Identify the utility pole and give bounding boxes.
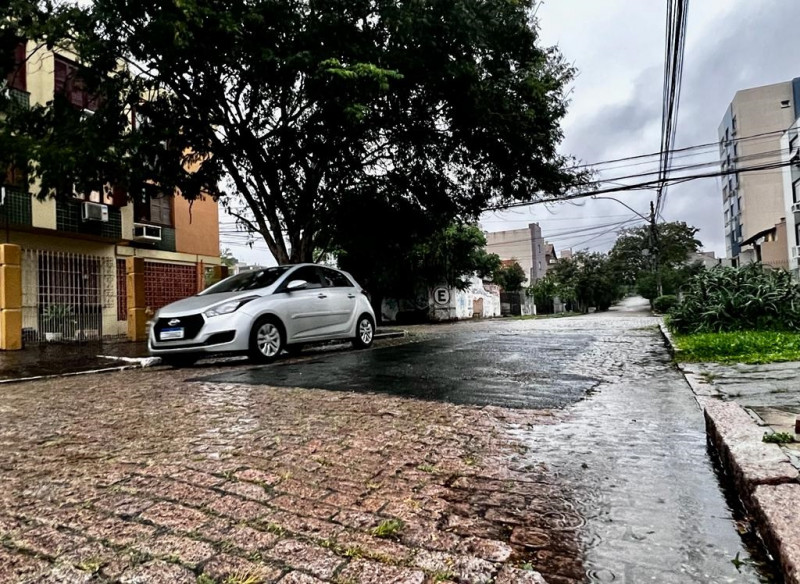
[650,199,662,297]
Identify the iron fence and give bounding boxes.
[21,249,123,343]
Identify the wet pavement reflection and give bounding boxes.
[197,299,780,583]
[196,330,600,409]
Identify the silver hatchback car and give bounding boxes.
[148,263,376,366]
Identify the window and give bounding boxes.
[201,267,290,295]
[5,41,26,92]
[54,54,99,111]
[790,134,799,153]
[320,267,352,288]
[781,100,791,109]
[134,186,173,226]
[796,222,800,246]
[732,115,737,134]
[286,266,323,289]
[793,179,800,204]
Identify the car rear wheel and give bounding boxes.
[249,316,284,363]
[352,314,375,349]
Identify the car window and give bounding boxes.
[287,266,323,289]
[320,267,352,288]
[200,266,290,294]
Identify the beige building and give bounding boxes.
[719,78,799,268]
[485,223,546,284]
[3,40,221,343]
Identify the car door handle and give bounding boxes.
[347,293,356,299]
[318,293,328,299]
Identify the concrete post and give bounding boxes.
[0,244,22,350]
[196,260,205,293]
[126,257,147,342]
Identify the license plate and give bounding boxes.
[160,327,184,340]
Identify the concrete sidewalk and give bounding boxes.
[0,341,152,381]
[660,323,800,584]
[0,329,406,382]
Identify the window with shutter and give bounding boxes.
[150,194,173,226]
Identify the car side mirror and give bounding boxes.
[286,279,308,291]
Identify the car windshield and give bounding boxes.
[200,266,290,295]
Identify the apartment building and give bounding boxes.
[485,222,548,284]
[2,40,221,343]
[780,116,800,279]
[718,78,800,267]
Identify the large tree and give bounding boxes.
[2,0,584,263]
[609,222,702,284]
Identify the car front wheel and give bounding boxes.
[352,314,375,349]
[249,317,284,363]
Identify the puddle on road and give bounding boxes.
[506,382,783,584]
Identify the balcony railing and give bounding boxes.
[4,87,30,112]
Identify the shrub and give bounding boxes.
[667,264,800,334]
[653,295,678,313]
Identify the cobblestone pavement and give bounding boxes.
[0,298,774,583]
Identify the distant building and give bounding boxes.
[544,243,558,273]
[485,223,546,284]
[718,78,800,268]
[780,115,800,279]
[560,249,573,261]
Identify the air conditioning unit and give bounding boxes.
[792,202,800,215]
[792,246,800,259]
[132,223,162,242]
[81,201,109,222]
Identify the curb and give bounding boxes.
[657,323,800,583]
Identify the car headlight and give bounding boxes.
[204,296,258,318]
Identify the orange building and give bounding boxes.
[2,40,221,343]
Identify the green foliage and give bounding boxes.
[610,222,701,284]
[493,261,526,292]
[337,221,500,304]
[41,303,76,334]
[548,252,622,313]
[371,519,404,539]
[3,0,586,265]
[652,295,678,313]
[527,275,558,313]
[762,432,794,444]
[219,248,238,269]
[667,264,800,334]
[673,331,800,364]
[635,263,704,301]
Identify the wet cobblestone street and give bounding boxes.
[0,298,777,583]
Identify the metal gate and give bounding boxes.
[22,250,120,343]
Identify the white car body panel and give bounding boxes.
[148,264,374,357]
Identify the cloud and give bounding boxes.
[492,0,800,257]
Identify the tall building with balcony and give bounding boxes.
[780,117,800,278]
[718,79,800,268]
[2,40,222,342]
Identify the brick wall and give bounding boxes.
[144,262,197,311]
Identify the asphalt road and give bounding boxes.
[195,323,601,410]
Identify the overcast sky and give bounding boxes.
[481,0,800,257]
[223,0,800,264]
